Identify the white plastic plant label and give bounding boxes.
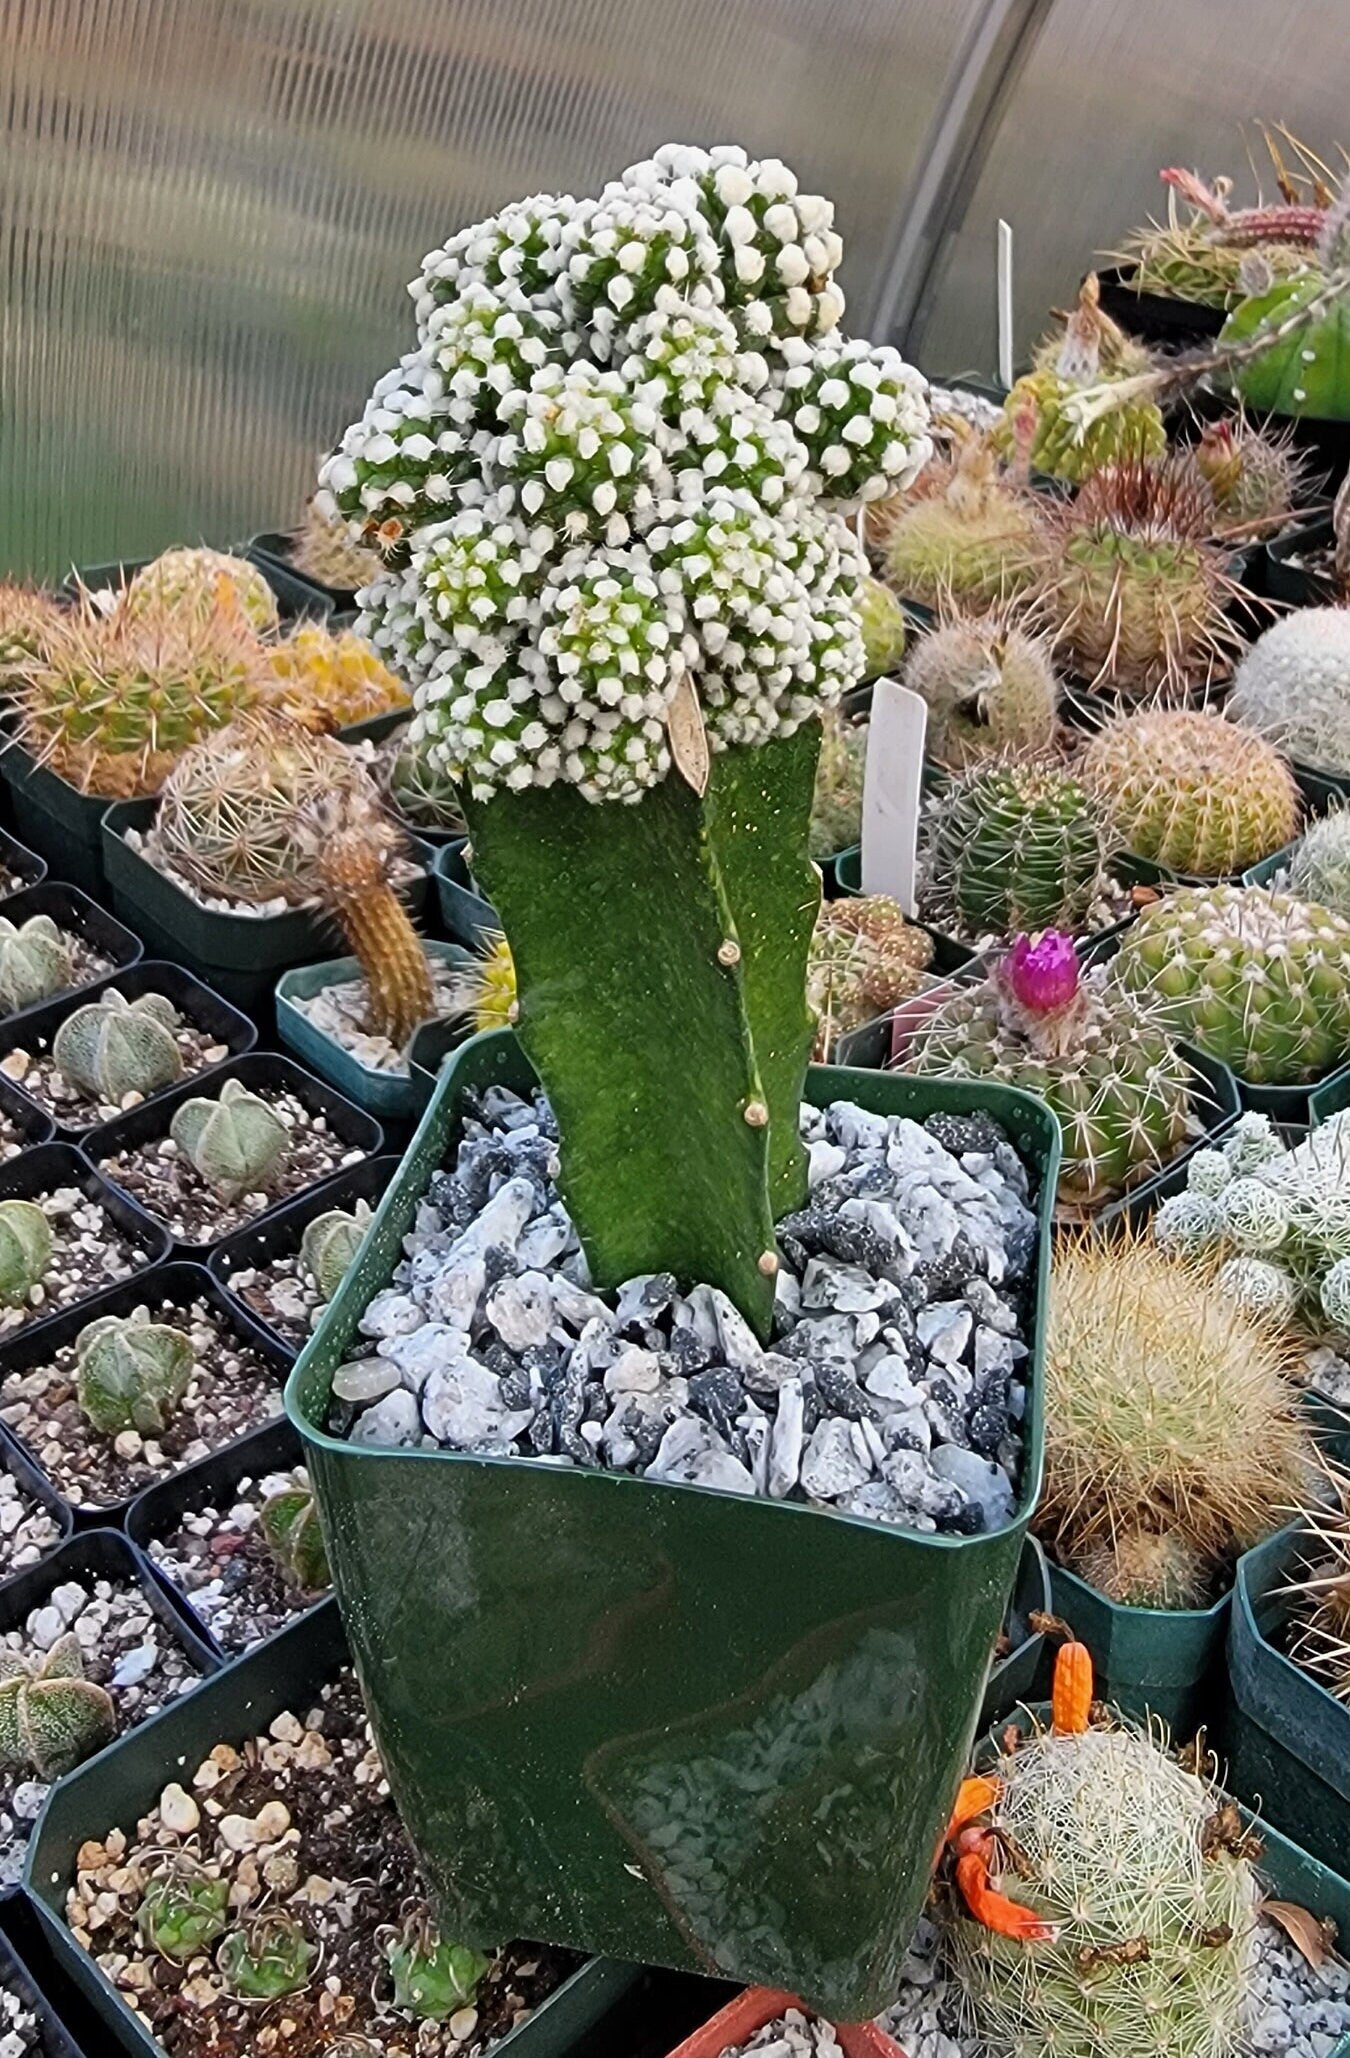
[860,678,927,915]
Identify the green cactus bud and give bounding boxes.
[259,1473,329,1593]
[136,1872,231,1961]
[0,1632,116,1778]
[0,1200,52,1307]
[75,1311,194,1437]
[52,990,184,1103]
[218,1914,316,1999]
[0,914,72,1015]
[169,1077,290,1201]
[919,762,1105,941]
[299,1208,367,1302]
[386,1915,491,2021]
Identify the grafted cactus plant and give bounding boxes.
[260,1471,330,1592]
[0,1200,52,1307]
[52,990,184,1103]
[0,914,71,1015]
[169,1077,290,1201]
[323,142,933,1333]
[300,1207,370,1302]
[75,1310,195,1436]
[0,1632,116,1779]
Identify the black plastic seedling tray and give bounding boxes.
[0,1908,95,2057]
[83,1053,383,1260]
[247,529,360,612]
[0,1525,218,1687]
[0,1261,285,1529]
[0,961,257,1142]
[0,1140,171,1338]
[0,827,47,901]
[126,1415,311,1660]
[0,1425,73,1585]
[0,744,114,898]
[1095,263,1228,346]
[0,884,142,1037]
[206,1152,402,1353]
[0,1071,56,1154]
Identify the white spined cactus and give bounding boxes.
[326,142,931,809]
[1321,1255,1350,1332]
[1228,608,1350,774]
[1153,1190,1223,1249]
[1186,1147,1233,1196]
[1218,1254,1300,1323]
[1223,1112,1285,1178]
[1216,1177,1291,1252]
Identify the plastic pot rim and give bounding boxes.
[275,941,476,1086]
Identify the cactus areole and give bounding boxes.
[326,143,933,1338]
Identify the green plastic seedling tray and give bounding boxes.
[0,960,256,1143]
[1046,1558,1229,1738]
[0,742,118,896]
[980,1535,1052,1729]
[286,1027,1060,2018]
[102,798,432,1019]
[1220,1523,1350,1880]
[82,1052,384,1260]
[23,1596,641,2058]
[275,941,475,1122]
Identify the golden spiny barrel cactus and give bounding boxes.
[1082,708,1301,875]
[121,548,279,635]
[269,623,410,729]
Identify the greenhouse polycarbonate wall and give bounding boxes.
[914,0,1350,375]
[0,0,979,581]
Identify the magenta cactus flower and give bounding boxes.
[1006,931,1080,1014]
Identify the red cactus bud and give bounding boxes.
[1006,931,1080,1013]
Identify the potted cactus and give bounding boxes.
[1230,604,1350,795]
[250,493,382,608]
[284,142,1065,2019]
[206,1155,396,1353]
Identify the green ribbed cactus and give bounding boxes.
[218,1915,316,2000]
[0,915,71,1015]
[919,762,1104,940]
[260,1472,329,1593]
[0,1633,116,1779]
[52,990,184,1103]
[75,1311,195,1436]
[904,934,1191,1207]
[136,1873,230,1962]
[0,1201,52,1307]
[169,1077,290,1201]
[386,1915,491,2021]
[1114,883,1350,1084]
[300,1208,368,1302]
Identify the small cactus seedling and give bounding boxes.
[0,1200,52,1307]
[904,934,1191,1207]
[0,914,72,1015]
[136,1870,231,1961]
[1082,707,1301,876]
[300,1206,370,1301]
[217,1913,317,1999]
[260,1472,330,1593]
[1043,1227,1310,1606]
[386,1913,492,2020]
[941,1643,1256,2058]
[1189,414,1307,525]
[170,1077,291,1201]
[807,896,933,1058]
[919,762,1105,941]
[75,1310,194,1436]
[121,548,279,636]
[0,1632,116,1779]
[52,989,184,1103]
[378,724,467,835]
[905,611,1058,770]
[856,576,907,677]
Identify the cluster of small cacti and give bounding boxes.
[995,275,1166,484]
[918,761,1105,941]
[136,1877,315,1997]
[153,711,436,1046]
[904,933,1193,1208]
[52,991,184,1103]
[326,141,933,804]
[1114,881,1350,1083]
[0,914,71,1014]
[1042,1225,1310,1607]
[940,1643,1257,2058]
[1081,707,1301,876]
[1155,1109,1350,1334]
[904,611,1058,769]
[268,622,410,728]
[75,1309,195,1436]
[1229,607,1350,772]
[806,895,933,1057]
[169,1076,291,1201]
[0,1633,117,1779]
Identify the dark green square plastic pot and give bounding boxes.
[433,841,499,948]
[979,1535,1051,1730]
[275,941,475,1122]
[1311,1067,1350,1127]
[1046,1559,1230,1738]
[1219,1523,1350,1880]
[23,1597,640,2058]
[0,744,118,896]
[285,1028,1059,2018]
[247,529,362,613]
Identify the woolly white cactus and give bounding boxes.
[1219,1254,1300,1322]
[1186,1148,1233,1196]
[1289,805,1350,918]
[1229,608,1350,772]
[324,142,931,808]
[1321,1255,1350,1332]
[1217,1177,1291,1252]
